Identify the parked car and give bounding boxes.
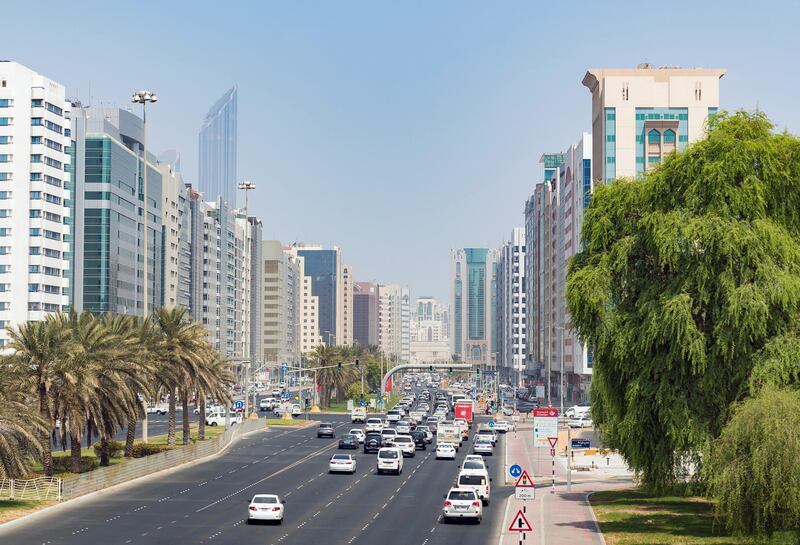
[568,416,593,429]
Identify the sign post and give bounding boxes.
[514,470,535,502]
[548,436,558,493]
[508,509,533,543]
[533,408,559,447]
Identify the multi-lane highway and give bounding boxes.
[5,409,510,545]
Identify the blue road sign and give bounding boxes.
[360,400,366,407]
[233,400,245,410]
[571,439,591,449]
[509,464,522,479]
[488,420,495,428]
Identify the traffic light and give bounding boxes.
[448,367,453,375]
[429,365,433,372]
[337,361,342,370]
[476,368,481,378]
[354,359,360,368]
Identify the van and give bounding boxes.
[457,469,492,505]
[351,407,367,423]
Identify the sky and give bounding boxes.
[4,0,800,302]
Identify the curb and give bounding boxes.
[0,421,276,532]
[585,492,607,545]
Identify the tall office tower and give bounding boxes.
[339,263,353,346]
[582,65,725,182]
[0,62,71,346]
[450,248,499,371]
[297,254,322,354]
[497,227,527,388]
[288,244,341,346]
[262,241,301,369]
[198,86,237,206]
[378,283,409,362]
[353,282,379,346]
[70,105,163,315]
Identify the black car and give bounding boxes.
[338,434,359,449]
[317,422,335,438]
[410,430,427,450]
[364,432,382,453]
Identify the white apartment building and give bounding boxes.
[411,296,449,342]
[497,227,527,387]
[378,284,410,363]
[0,62,71,346]
[583,64,725,182]
[338,263,353,346]
[158,156,191,310]
[298,254,322,354]
[262,240,301,367]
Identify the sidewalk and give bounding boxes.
[498,423,633,545]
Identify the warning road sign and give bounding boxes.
[507,509,533,532]
[547,436,558,448]
[514,470,534,488]
[514,470,535,500]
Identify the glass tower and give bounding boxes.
[198,86,237,206]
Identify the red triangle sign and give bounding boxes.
[514,470,534,488]
[548,436,558,448]
[508,509,533,532]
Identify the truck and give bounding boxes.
[454,400,474,427]
[437,423,462,452]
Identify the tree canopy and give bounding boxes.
[566,111,800,489]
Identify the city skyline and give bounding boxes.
[3,1,799,302]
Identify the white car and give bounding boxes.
[457,469,491,505]
[395,421,411,434]
[436,442,457,460]
[380,428,398,444]
[569,416,593,428]
[386,411,402,422]
[389,435,416,457]
[474,428,497,445]
[463,454,487,467]
[259,398,278,412]
[376,447,403,475]
[247,494,285,524]
[494,420,510,433]
[349,429,366,443]
[329,454,357,474]
[291,404,302,417]
[365,418,384,433]
[473,439,494,455]
[205,411,242,426]
[442,487,482,523]
[147,404,167,415]
[351,407,367,423]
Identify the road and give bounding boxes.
[7,413,510,545]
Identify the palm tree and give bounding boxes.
[309,345,353,407]
[195,352,234,441]
[5,318,70,476]
[0,367,48,478]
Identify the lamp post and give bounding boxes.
[238,181,256,417]
[132,90,157,443]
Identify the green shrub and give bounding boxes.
[92,440,125,459]
[131,443,172,458]
[52,456,97,474]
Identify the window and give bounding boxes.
[44,175,61,187]
[31,99,43,108]
[30,172,42,181]
[622,81,629,101]
[0,265,9,273]
[0,191,10,199]
[43,248,61,258]
[647,129,661,143]
[0,154,11,163]
[0,118,11,126]
[44,120,62,134]
[28,283,40,293]
[29,247,40,255]
[0,173,9,181]
[0,210,9,218]
[30,191,41,199]
[0,99,11,107]
[29,265,40,273]
[44,138,62,152]
[44,157,62,169]
[694,81,702,101]
[0,136,11,144]
[31,136,42,144]
[31,154,42,163]
[31,117,43,126]
[45,102,63,116]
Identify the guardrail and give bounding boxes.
[0,477,62,501]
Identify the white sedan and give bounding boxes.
[349,429,366,443]
[247,494,285,524]
[569,416,593,428]
[329,454,357,474]
[436,442,457,460]
[473,439,494,456]
[493,420,510,433]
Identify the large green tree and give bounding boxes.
[566,111,800,490]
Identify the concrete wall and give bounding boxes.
[61,419,264,499]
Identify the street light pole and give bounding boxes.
[238,181,256,418]
[132,90,157,444]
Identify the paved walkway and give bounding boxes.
[497,423,633,545]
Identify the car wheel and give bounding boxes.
[483,498,489,506]
[442,516,449,524]
[246,519,251,525]
[210,422,217,426]
[277,518,283,525]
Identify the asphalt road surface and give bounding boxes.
[9,413,509,545]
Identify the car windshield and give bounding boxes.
[448,491,476,501]
[476,440,492,445]
[379,450,398,459]
[252,496,278,504]
[459,474,486,485]
[463,461,484,470]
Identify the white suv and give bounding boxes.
[389,435,415,457]
[365,418,384,433]
[376,447,403,475]
[442,487,482,523]
[457,469,492,505]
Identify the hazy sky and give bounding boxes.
[4,0,799,301]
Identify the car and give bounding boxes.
[475,428,497,445]
[494,420,510,433]
[338,434,359,449]
[259,398,278,412]
[395,420,411,434]
[271,388,282,397]
[415,425,433,443]
[365,418,384,433]
[442,487,482,523]
[317,422,336,438]
[205,411,242,426]
[473,439,494,455]
[565,405,591,419]
[462,459,487,472]
[147,404,167,415]
[386,410,402,422]
[389,435,416,457]
[349,429,366,443]
[436,442,457,460]
[569,416,593,428]
[425,417,439,433]
[410,430,428,450]
[351,407,367,423]
[291,404,302,417]
[376,447,403,475]
[457,469,491,505]
[464,454,486,465]
[329,454,357,473]
[247,494,285,524]
[363,432,383,453]
[454,418,469,441]
[380,428,398,444]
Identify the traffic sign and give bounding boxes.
[514,470,534,488]
[533,408,559,447]
[550,448,556,457]
[233,400,244,410]
[488,420,495,428]
[572,438,590,449]
[509,464,522,479]
[548,436,558,448]
[507,509,533,532]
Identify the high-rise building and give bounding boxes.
[289,244,341,346]
[158,151,191,310]
[497,227,527,387]
[245,216,262,367]
[450,248,499,371]
[297,254,322,354]
[339,263,353,346]
[582,65,725,182]
[353,281,379,346]
[198,86,237,206]
[409,296,449,365]
[378,284,410,362]
[70,105,163,315]
[261,241,300,368]
[0,62,72,345]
